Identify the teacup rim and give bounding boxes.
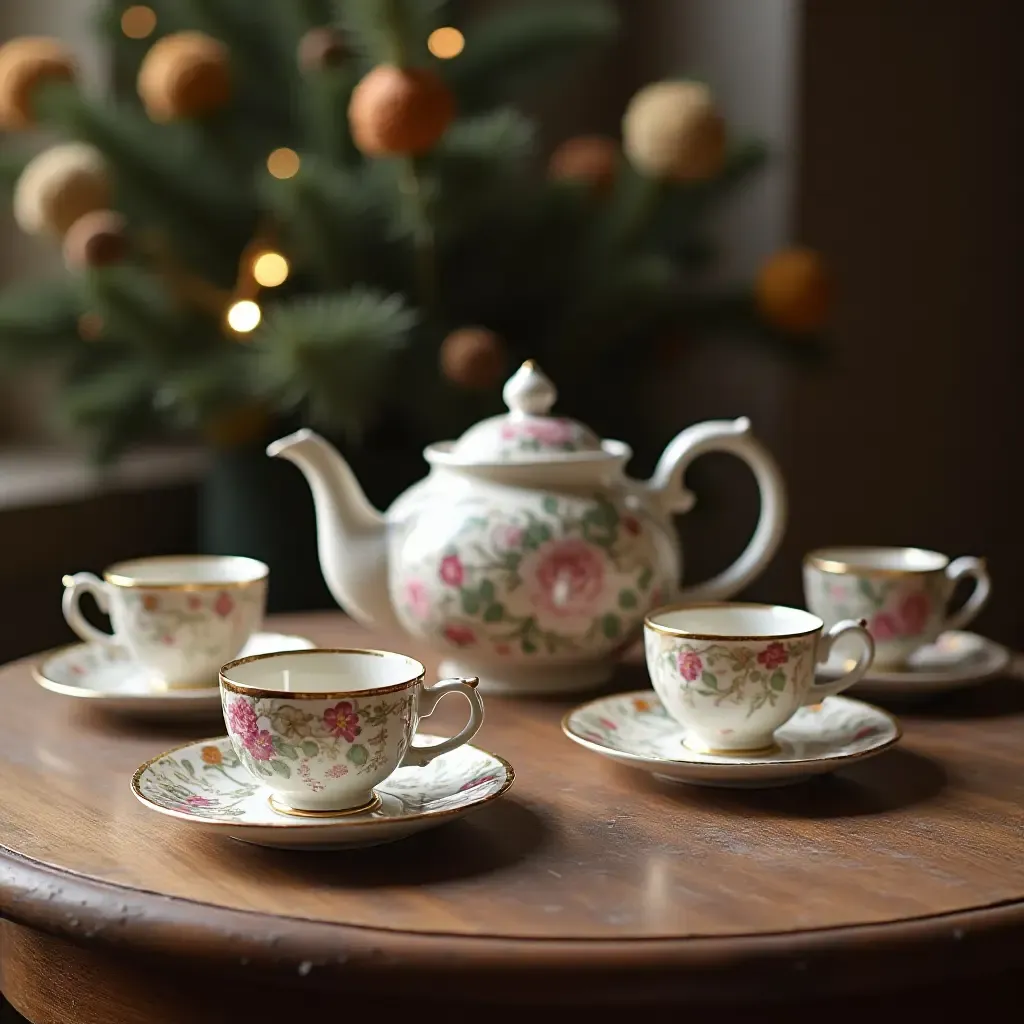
[220,647,427,700]
[804,546,949,576]
[644,601,823,642]
[103,554,270,590]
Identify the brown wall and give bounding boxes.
[778,0,1022,645]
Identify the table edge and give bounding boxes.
[3,846,1024,1002]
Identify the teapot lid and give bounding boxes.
[447,360,604,463]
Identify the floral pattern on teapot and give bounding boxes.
[394,492,669,658]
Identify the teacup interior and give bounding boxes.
[648,604,821,639]
[106,555,268,586]
[808,546,948,573]
[222,650,424,694]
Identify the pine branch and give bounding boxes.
[253,288,417,439]
[336,0,451,66]
[444,0,617,112]
[0,277,85,367]
[0,145,31,192]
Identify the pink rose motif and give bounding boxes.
[184,795,213,807]
[326,764,349,779]
[247,730,275,761]
[900,592,931,635]
[492,524,524,550]
[161,634,174,646]
[443,624,476,647]
[214,591,235,618]
[324,701,361,742]
[227,698,259,741]
[459,774,497,792]
[827,583,847,600]
[520,538,606,623]
[495,643,511,656]
[525,418,574,446]
[622,515,641,536]
[870,612,899,641]
[403,579,430,621]
[187,594,202,611]
[598,717,617,730]
[757,642,789,670]
[677,651,703,682]
[439,555,465,588]
[854,726,879,741]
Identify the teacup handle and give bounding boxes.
[806,619,875,702]
[402,676,485,768]
[944,556,990,632]
[61,572,118,647]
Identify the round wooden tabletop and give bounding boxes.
[3,612,1024,1022]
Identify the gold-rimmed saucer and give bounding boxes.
[131,734,514,850]
[33,632,315,720]
[562,691,900,789]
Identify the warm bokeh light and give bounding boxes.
[266,147,300,179]
[427,27,465,59]
[121,5,157,40]
[226,299,261,333]
[252,252,289,288]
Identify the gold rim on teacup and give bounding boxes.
[803,547,953,577]
[219,647,429,700]
[91,554,270,590]
[644,601,823,642]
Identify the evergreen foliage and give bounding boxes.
[0,0,824,460]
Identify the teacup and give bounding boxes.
[644,602,874,755]
[62,555,268,689]
[219,648,485,814]
[803,546,990,669]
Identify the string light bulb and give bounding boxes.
[226,299,261,334]
[121,6,157,40]
[252,251,289,288]
[427,27,465,59]
[266,147,300,179]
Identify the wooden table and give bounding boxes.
[2,613,1024,1022]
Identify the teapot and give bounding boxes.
[268,361,787,696]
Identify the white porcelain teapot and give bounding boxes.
[268,361,787,695]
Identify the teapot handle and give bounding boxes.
[647,417,787,602]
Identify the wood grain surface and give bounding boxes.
[2,612,1024,1009]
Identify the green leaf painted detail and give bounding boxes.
[269,759,291,778]
[479,579,495,601]
[637,566,653,592]
[857,578,876,601]
[483,603,504,623]
[618,589,637,610]
[347,744,369,766]
[301,740,319,757]
[461,590,480,614]
[601,613,621,639]
[181,759,195,776]
[770,670,787,692]
[522,638,538,654]
[701,670,718,688]
[542,495,559,514]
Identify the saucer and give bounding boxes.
[562,691,900,788]
[33,632,315,719]
[819,630,1010,697]
[131,735,514,850]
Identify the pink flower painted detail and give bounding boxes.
[439,555,465,587]
[870,612,900,641]
[459,774,497,792]
[187,594,202,611]
[326,764,349,779]
[247,730,275,761]
[900,592,931,635]
[227,698,259,741]
[757,642,789,670]
[495,643,511,656]
[520,538,606,620]
[161,634,174,646]
[598,717,617,730]
[500,418,575,447]
[491,524,524,550]
[622,515,641,536]
[324,701,361,742]
[677,651,703,682]
[184,795,213,807]
[854,726,879,741]
[443,624,476,647]
[214,591,235,618]
[403,579,430,621]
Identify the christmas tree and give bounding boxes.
[0,0,829,464]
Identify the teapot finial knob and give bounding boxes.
[503,360,556,417]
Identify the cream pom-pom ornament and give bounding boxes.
[13,142,110,238]
[622,80,726,182]
[0,36,76,130]
[137,31,231,122]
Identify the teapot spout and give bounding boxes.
[267,429,397,630]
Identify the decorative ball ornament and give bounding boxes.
[622,80,726,182]
[63,209,129,270]
[13,143,110,238]
[137,31,231,122]
[298,26,349,73]
[440,327,506,391]
[348,65,455,156]
[756,247,832,334]
[548,135,620,196]
[0,36,76,130]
